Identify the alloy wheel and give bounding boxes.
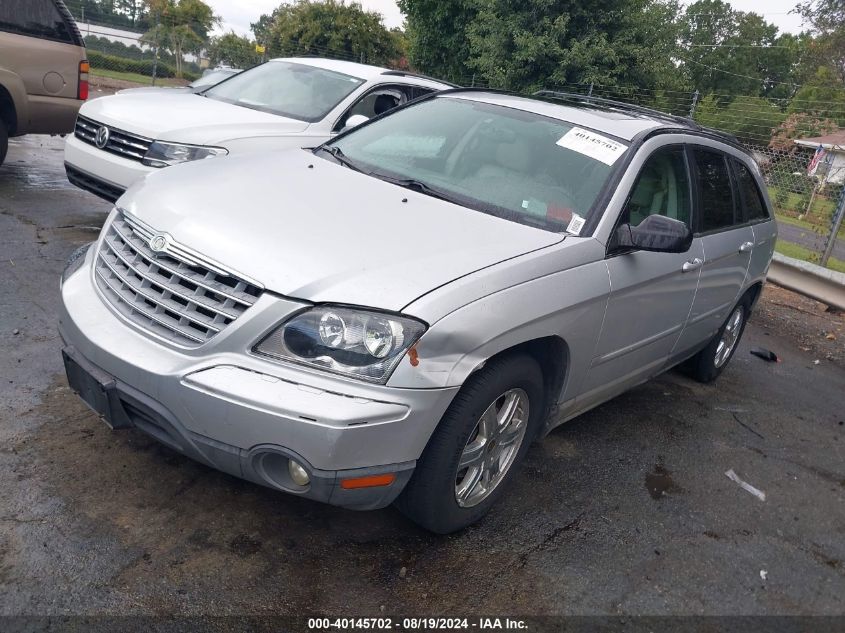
[454,388,530,508]
[715,306,744,368]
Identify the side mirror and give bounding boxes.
[343,114,370,132]
[614,214,692,254]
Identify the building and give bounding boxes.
[794,130,845,185]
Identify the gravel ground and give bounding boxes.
[1,135,843,620]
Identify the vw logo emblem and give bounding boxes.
[149,234,169,253]
[95,126,110,149]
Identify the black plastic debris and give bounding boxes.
[750,348,779,363]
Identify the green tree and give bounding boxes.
[679,0,803,97]
[251,9,281,48]
[795,0,845,86]
[694,94,787,145]
[397,0,477,83]
[786,66,845,125]
[208,32,262,69]
[255,1,403,67]
[464,0,682,93]
[143,0,218,77]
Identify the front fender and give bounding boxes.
[389,248,610,405]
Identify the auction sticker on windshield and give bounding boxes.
[556,127,626,165]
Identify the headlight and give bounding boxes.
[253,306,426,383]
[142,141,228,168]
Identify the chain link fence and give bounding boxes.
[78,25,203,90]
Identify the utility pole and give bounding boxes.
[689,89,700,119]
[151,13,160,86]
[820,183,845,268]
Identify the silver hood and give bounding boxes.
[119,150,564,311]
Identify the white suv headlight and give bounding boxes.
[253,306,426,383]
[142,141,228,168]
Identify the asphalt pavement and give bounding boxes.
[1,135,843,619]
[776,220,844,262]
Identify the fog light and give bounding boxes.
[288,459,310,486]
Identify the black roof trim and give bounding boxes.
[640,126,746,153]
[54,0,85,48]
[381,70,460,88]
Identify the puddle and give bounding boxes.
[1,162,72,191]
[645,464,683,499]
[1,136,73,192]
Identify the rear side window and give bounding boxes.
[693,149,737,233]
[733,160,770,222]
[0,0,76,44]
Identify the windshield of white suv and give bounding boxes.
[204,61,365,122]
[191,68,239,89]
[325,96,628,233]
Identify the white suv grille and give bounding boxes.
[94,213,262,347]
[75,116,152,162]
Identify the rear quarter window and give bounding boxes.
[0,0,79,45]
[733,159,770,222]
[693,149,738,233]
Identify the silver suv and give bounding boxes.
[59,90,776,533]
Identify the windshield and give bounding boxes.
[204,61,365,122]
[191,69,238,89]
[327,96,628,233]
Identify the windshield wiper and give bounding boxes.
[316,145,364,173]
[370,173,459,204]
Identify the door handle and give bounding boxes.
[682,258,703,273]
[739,241,754,253]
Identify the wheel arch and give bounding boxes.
[743,280,765,312]
[467,335,569,422]
[0,84,18,136]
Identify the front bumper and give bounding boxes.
[64,134,154,201]
[59,248,459,509]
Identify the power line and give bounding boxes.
[687,43,794,48]
[677,55,802,87]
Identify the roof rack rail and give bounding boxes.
[381,70,461,88]
[533,90,741,146]
[533,90,699,127]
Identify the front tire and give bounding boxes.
[396,354,545,534]
[687,298,750,383]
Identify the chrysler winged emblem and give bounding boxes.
[148,234,170,254]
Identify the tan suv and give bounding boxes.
[0,0,88,166]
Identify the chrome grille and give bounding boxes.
[94,213,262,347]
[75,115,153,163]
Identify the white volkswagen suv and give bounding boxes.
[64,57,452,201]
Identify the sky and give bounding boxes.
[206,0,808,39]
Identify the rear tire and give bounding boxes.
[0,120,8,167]
[396,354,545,534]
[687,297,750,383]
